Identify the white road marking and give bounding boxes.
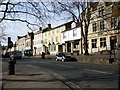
[48,70,80,88]
[84,69,113,75]
[40,61,51,64]
[27,65,40,69]
[56,64,74,68]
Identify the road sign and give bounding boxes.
[8,41,13,48]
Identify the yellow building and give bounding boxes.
[42,21,73,55]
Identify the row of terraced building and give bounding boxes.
[16,2,120,56]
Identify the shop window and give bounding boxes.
[92,39,97,48]
[100,37,106,47]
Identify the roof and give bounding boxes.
[42,20,74,33]
[17,35,27,39]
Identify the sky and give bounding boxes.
[0,0,74,46]
[0,0,119,46]
[0,1,58,45]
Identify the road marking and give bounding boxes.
[27,65,40,69]
[56,64,74,68]
[48,70,80,89]
[84,69,113,75]
[40,61,51,64]
[26,64,80,89]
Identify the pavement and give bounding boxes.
[1,53,119,89]
[44,54,119,65]
[2,62,69,89]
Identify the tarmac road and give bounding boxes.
[2,57,119,89]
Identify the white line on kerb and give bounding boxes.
[84,69,113,75]
[48,70,80,88]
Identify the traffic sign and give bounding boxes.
[8,41,13,48]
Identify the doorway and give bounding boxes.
[110,36,117,50]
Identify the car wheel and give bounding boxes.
[62,59,64,62]
[56,59,58,61]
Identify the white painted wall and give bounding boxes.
[33,33,43,54]
[61,27,81,43]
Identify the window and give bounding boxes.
[45,39,47,44]
[45,33,47,36]
[56,36,58,42]
[49,32,51,35]
[52,38,54,42]
[92,23,97,32]
[98,6,104,16]
[73,29,77,37]
[100,37,106,47]
[52,31,54,34]
[92,39,97,48]
[100,20,104,31]
[111,17,118,29]
[56,30,58,33]
[63,32,66,39]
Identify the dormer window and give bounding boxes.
[111,17,118,29]
[98,6,104,16]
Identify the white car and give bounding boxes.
[56,52,77,62]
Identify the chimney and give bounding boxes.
[48,24,51,29]
[39,27,42,31]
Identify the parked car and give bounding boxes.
[24,49,33,56]
[56,52,77,62]
[2,52,10,58]
[10,50,22,60]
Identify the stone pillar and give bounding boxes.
[63,44,65,52]
[65,43,67,53]
[107,35,111,50]
[116,34,120,60]
[71,41,74,54]
[56,45,58,53]
[79,40,82,54]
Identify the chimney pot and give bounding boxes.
[48,24,51,29]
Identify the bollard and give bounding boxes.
[41,52,45,59]
[8,59,16,75]
[109,58,114,64]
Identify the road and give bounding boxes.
[2,57,119,89]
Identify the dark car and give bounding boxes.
[10,50,22,60]
[56,52,77,62]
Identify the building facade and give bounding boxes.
[61,22,81,55]
[16,32,34,56]
[87,2,120,53]
[33,30,43,55]
[42,22,73,55]
[16,35,26,54]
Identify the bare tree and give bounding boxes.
[44,1,92,55]
[0,0,52,30]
